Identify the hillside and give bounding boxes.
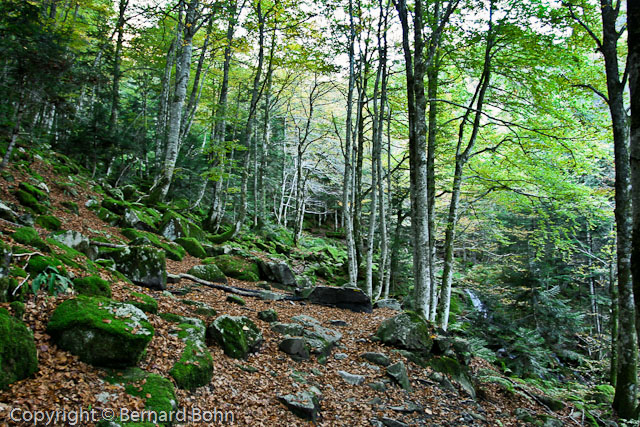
[0,150,595,427]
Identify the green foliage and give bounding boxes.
[31,266,73,297]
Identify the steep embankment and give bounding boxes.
[0,150,576,426]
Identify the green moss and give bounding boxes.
[126,292,158,314]
[19,182,47,201]
[61,201,79,214]
[169,342,214,390]
[175,237,206,259]
[10,267,27,278]
[206,315,262,360]
[0,309,38,389]
[96,207,120,224]
[47,296,154,367]
[187,264,226,284]
[35,215,62,231]
[0,277,24,303]
[11,227,50,252]
[213,255,260,282]
[9,301,25,320]
[121,228,186,261]
[226,294,246,306]
[208,227,234,244]
[102,197,130,215]
[158,312,184,323]
[106,367,176,416]
[26,255,64,275]
[15,190,47,214]
[73,276,112,297]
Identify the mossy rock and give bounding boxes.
[107,246,167,290]
[120,208,158,233]
[15,190,47,214]
[170,322,214,390]
[429,356,475,399]
[101,197,130,215]
[9,301,25,320]
[61,201,79,215]
[96,207,121,224]
[73,276,112,298]
[126,292,158,314]
[375,311,434,355]
[11,227,49,252]
[10,267,27,278]
[35,215,62,231]
[586,384,615,404]
[176,237,206,259]
[0,277,25,303]
[0,308,38,389]
[159,312,184,323]
[187,264,227,284]
[206,315,263,359]
[226,294,246,306]
[26,255,64,275]
[258,309,278,323]
[121,228,186,261]
[105,367,177,418]
[19,182,48,201]
[213,255,260,282]
[47,296,154,368]
[159,211,206,242]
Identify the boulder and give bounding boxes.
[120,208,156,232]
[271,322,305,337]
[47,296,154,367]
[108,245,167,290]
[308,286,372,313]
[386,361,412,392]
[361,352,391,367]
[429,356,475,399]
[159,211,206,242]
[170,321,213,390]
[258,260,297,286]
[0,309,38,389]
[214,255,260,282]
[278,337,310,361]
[176,237,207,259]
[278,390,320,422]
[50,230,97,260]
[73,276,112,298]
[375,298,403,311]
[338,371,366,386]
[0,201,19,223]
[105,367,177,416]
[187,264,227,284]
[257,309,278,323]
[206,315,263,359]
[375,312,433,355]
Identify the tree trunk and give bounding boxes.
[155,36,178,171]
[109,0,128,134]
[0,84,25,172]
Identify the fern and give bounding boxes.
[31,266,74,297]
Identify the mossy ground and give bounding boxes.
[35,215,62,230]
[73,276,112,297]
[0,308,38,389]
[126,292,158,314]
[105,367,177,416]
[213,255,260,282]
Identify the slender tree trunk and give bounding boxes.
[155,36,177,171]
[109,0,128,134]
[610,256,619,387]
[0,84,25,172]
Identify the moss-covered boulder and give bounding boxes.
[108,246,167,290]
[213,255,259,282]
[50,230,97,260]
[375,311,433,355]
[159,211,206,242]
[126,292,158,314]
[170,321,214,390]
[206,315,263,359]
[35,215,62,231]
[11,227,49,252]
[105,367,177,417]
[0,308,38,389]
[258,309,278,323]
[26,255,64,275]
[19,182,48,201]
[120,208,157,232]
[96,207,120,224]
[176,237,206,259]
[47,296,154,367]
[226,294,245,306]
[73,276,112,297]
[121,228,186,261]
[187,264,227,284]
[15,190,47,214]
[0,277,25,303]
[101,197,130,215]
[428,356,475,398]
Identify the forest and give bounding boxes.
[0,0,640,425]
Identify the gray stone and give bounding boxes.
[187,264,227,284]
[330,319,348,327]
[109,245,167,290]
[278,390,320,422]
[258,290,286,301]
[279,337,310,361]
[258,260,297,286]
[308,286,372,313]
[167,273,181,284]
[386,362,412,392]
[367,381,387,392]
[50,230,98,260]
[380,418,409,427]
[334,353,348,360]
[375,298,403,311]
[206,315,263,359]
[361,352,391,367]
[271,322,304,336]
[375,312,433,354]
[120,208,155,232]
[0,201,19,223]
[257,309,278,323]
[338,370,366,385]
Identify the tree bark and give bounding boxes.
[108,0,128,135]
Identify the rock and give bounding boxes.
[375,312,433,355]
[214,255,260,281]
[308,286,372,313]
[170,322,213,390]
[176,237,207,258]
[73,276,111,297]
[0,309,38,389]
[206,315,263,359]
[125,292,158,314]
[271,322,305,336]
[361,352,391,367]
[105,367,177,415]
[429,356,475,399]
[47,296,154,367]
[226,294,246,305]
[167,273,181,284]
[375,298,403,311]
[334,353,348,360]
[514,408,535,423]
[386,362,412,392]
[338,371,366,385]
[108,245,167,290]
[159,211,206,242]
[50,230,97,260]
[379,418,409,427]
[258,260,297,286]
[187,264,227,284]
[533,393,565,411]
[0,201,19,223]
[258,290,286,301]
[367,381,387,392]
[278,390,320,422]
[330,319,348,327]
[291,314,321,326]
[120,208,156,232]
[279,337,310,361]
[258,309,278,323]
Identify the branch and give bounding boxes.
[90,241,128,248]
[565,2,602,50]
[572,84,609,104]
[178,273,297,300]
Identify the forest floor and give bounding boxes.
[0,155,584,426]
